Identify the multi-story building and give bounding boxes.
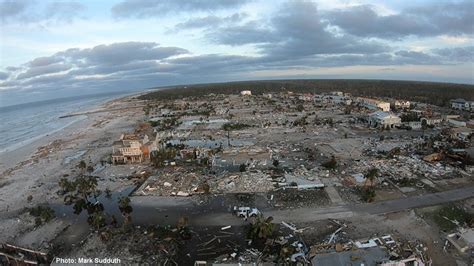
[357,97,390,112]
[368,112,401,129]
[451,98,474,112]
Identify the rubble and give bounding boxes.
[73,90,471,264]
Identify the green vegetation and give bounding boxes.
[88,211,107,230]
[28,205,55,226]
[321,156,337,170]
[239,163,247,172]
[222,122,252,131]
[77,160,87,173]
[247,215,275,241]
[118,196,133,226]
[149,117,182,130]
[400,112,421,122]
[361,187,376,202]
[293,116,308,127]
[296,104,304,112]
[150,148,178,167]
[138,79,474,107]
[272,159,279,167]
[431,204,473,231]
[364,168,378,187]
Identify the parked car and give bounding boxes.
[233,206,260,218]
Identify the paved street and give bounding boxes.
[189,186,474,225]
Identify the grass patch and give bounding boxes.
[27,205,55,226]
[430,204,473,232]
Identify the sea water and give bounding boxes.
[0,91,136,154]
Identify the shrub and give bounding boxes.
[322,156,337,170]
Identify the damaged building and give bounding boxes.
[368,112,402,129]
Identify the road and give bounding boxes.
[27,186,473,228]
[189,186,474,226]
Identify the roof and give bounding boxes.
[369,111,399,120]
[451,98,466,103]
[122,134,139,140]
[358,97,388,105]
[461,229,474,245]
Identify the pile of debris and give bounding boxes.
[348,155,459,185]
[0,243,49,265]
[308,224,432,265]
[216,170,274,193]
[136,167,209,196]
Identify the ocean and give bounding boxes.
[0,91,137,154]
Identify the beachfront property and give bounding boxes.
[112,133,155,164]
[357,97,391,112]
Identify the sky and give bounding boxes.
[0,0,473,101]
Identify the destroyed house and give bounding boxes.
[0,243,49,265]
[447,228,474,253]
[448,127,473,141]
[420,117,442,126]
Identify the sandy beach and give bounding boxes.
[0,94,146,247]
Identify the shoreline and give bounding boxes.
[0,90,147,245]
[0,92,144,174]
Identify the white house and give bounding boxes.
[408,121,422,129]
[394,100,411,109]
[420,117,442,126]
[240,90,252,96]
[368,112,401,129]
[451,98,474,112]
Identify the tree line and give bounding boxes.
[138,79,474,107]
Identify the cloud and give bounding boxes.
[171,13,246,32]
[43,2,86,23]
[17,63,72,80]
[29,56,62,67]
[208,1,388,57]
[325,1,474,39]
[208,21,277,45]
[432,46,474,62]
[2,39,461,93]
[112,0,250,18]
[57,42,189,66]
[0,0,86,24]
[1,42,190,91]
[0,0,30,21]
[0,72,9,80]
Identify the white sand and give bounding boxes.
[0,95,144,245]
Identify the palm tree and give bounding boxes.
[78,160,86,174]
[248,215,275,241]
[364,168,378,188]
[118,196,133,226]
